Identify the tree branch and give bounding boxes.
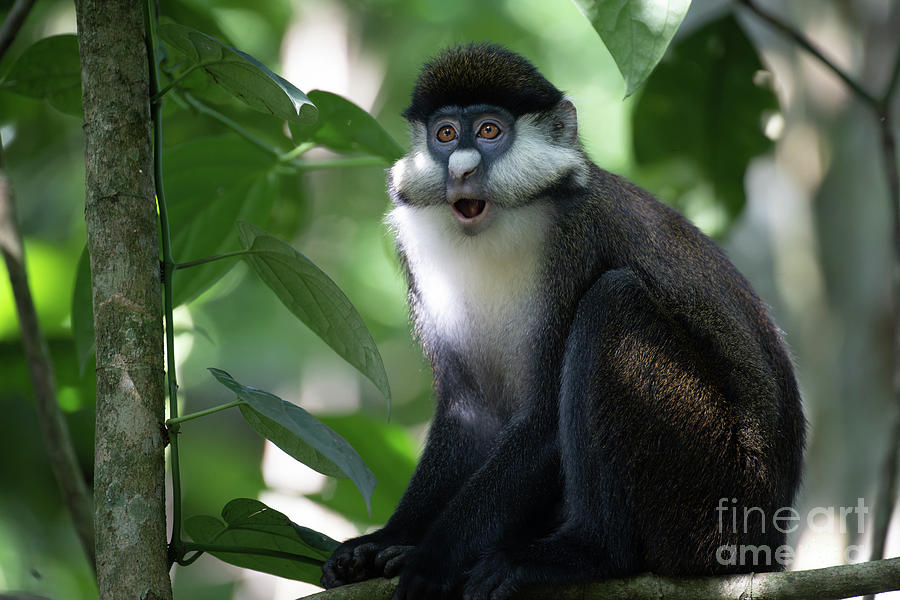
[301,557,900,600]
[0,138,96,573]
[74,0,172,596]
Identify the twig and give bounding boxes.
[737,0,880,107]
[0,138,96,571]
[301,556,900,600]
[0,0,36,63]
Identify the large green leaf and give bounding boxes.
[632,14,777,224]
[236,221,391,404]
[0,35,82,116]
[164,135,277,305]
[158,23,316,124]
[572,0,691,96]
[184,498,338,584]
[289,90,404,161]
[71,248,94,375]
[209,368,376,511]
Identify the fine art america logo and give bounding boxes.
[715,497,869,567]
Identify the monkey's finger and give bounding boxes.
[374,544,414,574]
[319,564,345,590]
[346,542,378,577]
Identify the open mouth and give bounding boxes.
[451,198,487,223]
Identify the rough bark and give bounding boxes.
[74,1,171,599]
[303,557,900,600]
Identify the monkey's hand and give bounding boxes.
[320,533,414,589]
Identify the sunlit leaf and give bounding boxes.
[632,14,777,223]
[184,498,338,584]
[289,90,404,161]
[0,35,82,116]
[71,248,94,375]
[209,368,376,511]
[158,23,316,124]
[572,0,691,96]
[236,221,391,405]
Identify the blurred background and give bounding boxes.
[0,0,898,598]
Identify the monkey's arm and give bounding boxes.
[392,401,562,599]
[321,371,497,589]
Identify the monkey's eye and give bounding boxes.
[477,122,501,140]
[436,125,457,143]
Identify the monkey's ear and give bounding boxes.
[550,99,578,147]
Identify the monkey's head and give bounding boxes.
[388,43,587,236]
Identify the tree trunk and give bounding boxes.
[74,1,172,598]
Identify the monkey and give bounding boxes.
[320,43,805,600]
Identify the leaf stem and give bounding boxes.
[286,155,387,171]
[150,64,200,103]
[174,249,254,271]
[278,141,316,162]
[145,0,185,565]
[180,92,282,157]
[181,541,324,566]
[180,550,205,566]
[166,399,243,425]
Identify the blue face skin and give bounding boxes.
[424,104,516,230]
[425,104,516,176]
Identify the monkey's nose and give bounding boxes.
[448,148,482,181]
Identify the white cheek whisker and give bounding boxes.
[486,113,587,205]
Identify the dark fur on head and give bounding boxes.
[403,43,564,122]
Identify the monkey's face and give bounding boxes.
[388,100,586,237]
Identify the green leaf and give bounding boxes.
[289,90,404,161]
[235,221,392,405]
[71,248,94,375]
[164,135,277,305]
[220,498,338,558]
[572,0,691,96]
[184,498,338,584]
[209,368,377,511]
[158,23,316,124]
[159,0,235,48]
[310,414,417,527]
[0,35,82,116]
[632,14,777,225]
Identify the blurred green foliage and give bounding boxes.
[4,0,892,598]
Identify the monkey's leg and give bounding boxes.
[321,388,497,589]
[464,269,740,600]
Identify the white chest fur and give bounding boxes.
[388,203,550,406]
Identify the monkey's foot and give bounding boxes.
[462,552,525,600]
